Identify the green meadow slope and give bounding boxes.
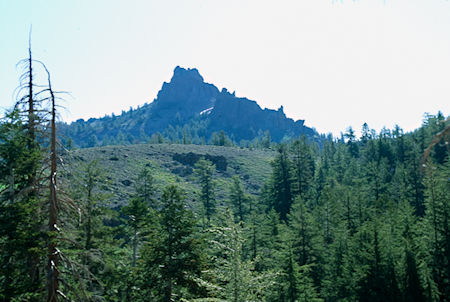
[64,143,275,208]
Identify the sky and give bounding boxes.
[0,0,449,136]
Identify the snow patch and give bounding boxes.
[200,107,214,115]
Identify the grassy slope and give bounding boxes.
[65,143,275,209]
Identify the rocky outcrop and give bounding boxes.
[208,89,313,141]
[146,66,219,133]
[143,66,314,141]
[59,66,317,147]
[172,152,227,171]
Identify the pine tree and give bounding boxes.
[81,160,107,252]
[268,144,294,221]
[404,139,426,216]
[195,158,216,226]
[121,197,150,268]
[243,196,265,261]
[284,247,300,302]
[344,126,359,158]
[229,175,249,222]
[288,197,318,267]
[356,220,395,302]
[360,122,373,145]
[73,159,110,297]
[290,137,315,200]
[135,166,156,208]
[0,39,65,301]
[206,209,257,301]
[400,202,427,302]
[0,110,45,300]
[253,209,285,273]
[297,264,323,302]
[424,157,450,301]
[139,185,206,301]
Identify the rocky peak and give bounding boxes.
[155,66,219,107]
[171,66,204,83]
[148,66,220,133]
[60,66,316,147]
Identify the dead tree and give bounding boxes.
[42,65,59,302]
[41,61,90,302]
[13,32,90,302]
[13,28,46,290]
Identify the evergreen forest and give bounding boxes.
[1,49,449,302]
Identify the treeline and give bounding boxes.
[61,115,276,150]
[1,48,449,301]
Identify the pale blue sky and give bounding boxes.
[0,0,449,136]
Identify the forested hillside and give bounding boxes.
[0,49,449,301]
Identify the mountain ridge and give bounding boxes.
[58,66,318,148]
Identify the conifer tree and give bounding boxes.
[252,209,285,273]
[135,166,156,208]
[296,265,323,302]
[0,110,45,300]
[206,209,251,301]
[424,157,450,301]
[268,144,293,221]
[121,197,149,268]
[288,197,319,267]
[290,137,315,200]
[195,158,216,226]
[404,140,426,216]
[139,185,206,301]
[344,126,359,158]
[356,220,397,302]
[0,39,65,301]
[73,159,110,297]
[400,202,427,302]
[229,175,249,222]
[243,196,266,261]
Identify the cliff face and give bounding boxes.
[153,66,218,113]
[208,89,312,141]
[145,66,219,133]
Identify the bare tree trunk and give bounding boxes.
[24,31,41,287]
[27,37,35,145]
[46,67,59,302]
